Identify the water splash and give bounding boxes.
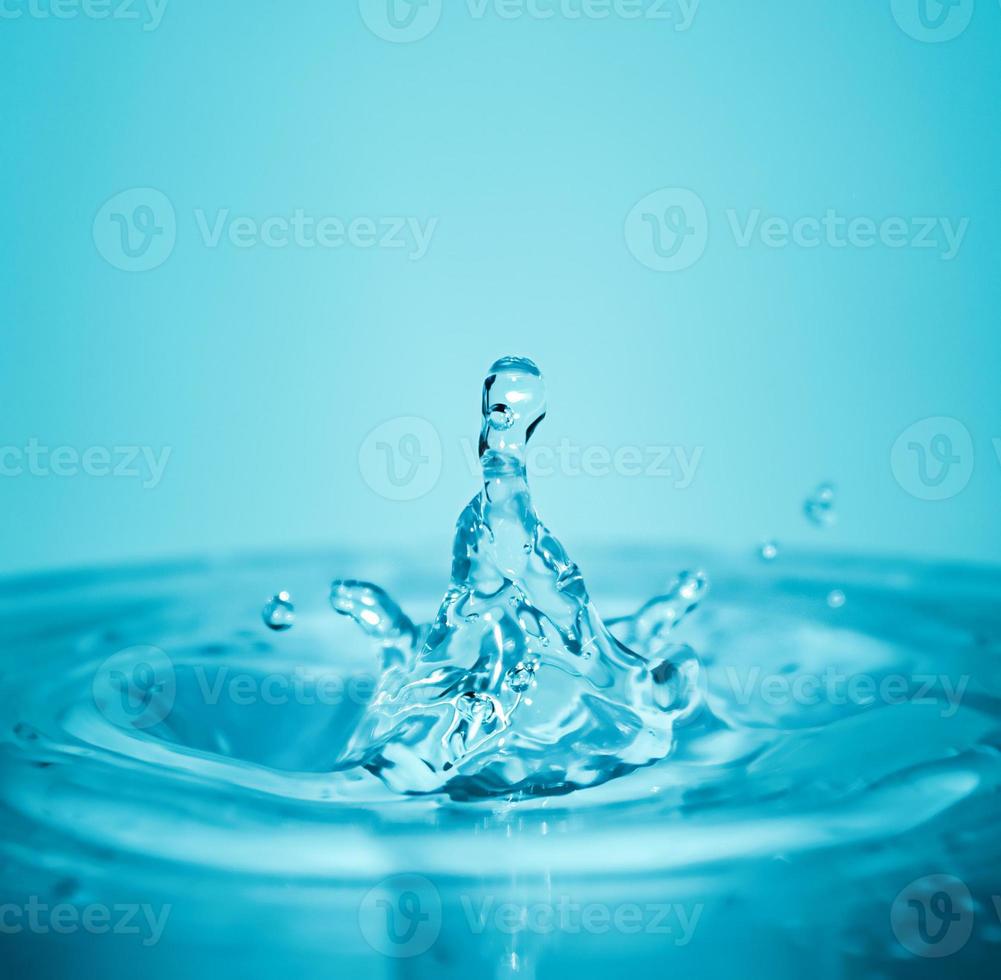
[330,357,701,798]
[262,592,295,631]
[2,361,1001,977]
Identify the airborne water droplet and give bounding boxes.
[262,592,295,631]
[827,589,846,609]
[760,541,779,562]
[805,482,837,528]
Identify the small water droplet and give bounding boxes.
[464,612,480,624]
[678,573,706,602]
[760,541,779,562]
[456,692,496,722]
[505,663,537,693]
[262,592,295,631]
[804,482,837,528]
[827,589,846,609]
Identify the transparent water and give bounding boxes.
[1,359,1000,977]
[326,357,702,799]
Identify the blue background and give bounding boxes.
[1,0,999,575]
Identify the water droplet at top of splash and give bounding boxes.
[478,356,547,480]
[335,356,703,798]
[760,541,779,562]
[262,592,295,631]
[827,589,846,609]
[805,482,837,528]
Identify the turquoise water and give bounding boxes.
[2,548,1000,977]
[1,360,1000,977]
